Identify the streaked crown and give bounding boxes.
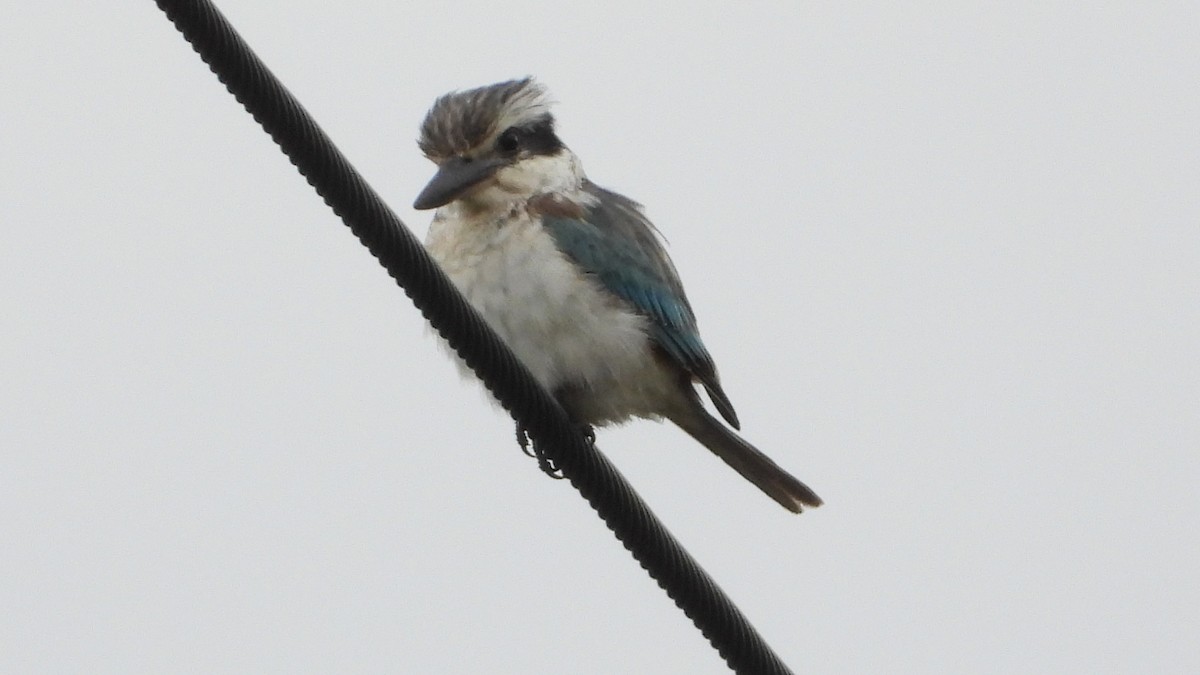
[418,78,555,160]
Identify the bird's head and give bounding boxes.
[413,78,584,212]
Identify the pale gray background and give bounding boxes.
[2,2,1197,673]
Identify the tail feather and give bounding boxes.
[670,406,822,513]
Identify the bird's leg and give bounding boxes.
[556,385,597,450]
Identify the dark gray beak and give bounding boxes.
[413,156,508,210]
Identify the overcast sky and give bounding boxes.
[2,2,1197,673]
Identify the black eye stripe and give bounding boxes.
[496,117,563,157]
[523,121,564,155]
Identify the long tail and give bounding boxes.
[669,406,822,513]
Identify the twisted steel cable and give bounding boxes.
[152,1,795,672]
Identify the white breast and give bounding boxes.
[425,207,677,425]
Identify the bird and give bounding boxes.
[413,78,821,513]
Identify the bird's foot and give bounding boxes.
[513,422,596,479]
[534,446,564,479]
[515,422,564,479]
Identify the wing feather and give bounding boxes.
[541,182,741,428]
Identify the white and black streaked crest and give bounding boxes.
[418,78,559,160]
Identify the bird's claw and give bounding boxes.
[534,447,565,479]
[513,422,596,480]
[516,424,533,457]
[514,422,563,478]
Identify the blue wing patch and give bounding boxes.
[541,183,741,428]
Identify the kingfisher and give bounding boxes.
[413,78,821,513]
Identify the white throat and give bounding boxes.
[451,149,592,216]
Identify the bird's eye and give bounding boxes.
[496,128,520,154]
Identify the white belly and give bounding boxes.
[425,210,677,425]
